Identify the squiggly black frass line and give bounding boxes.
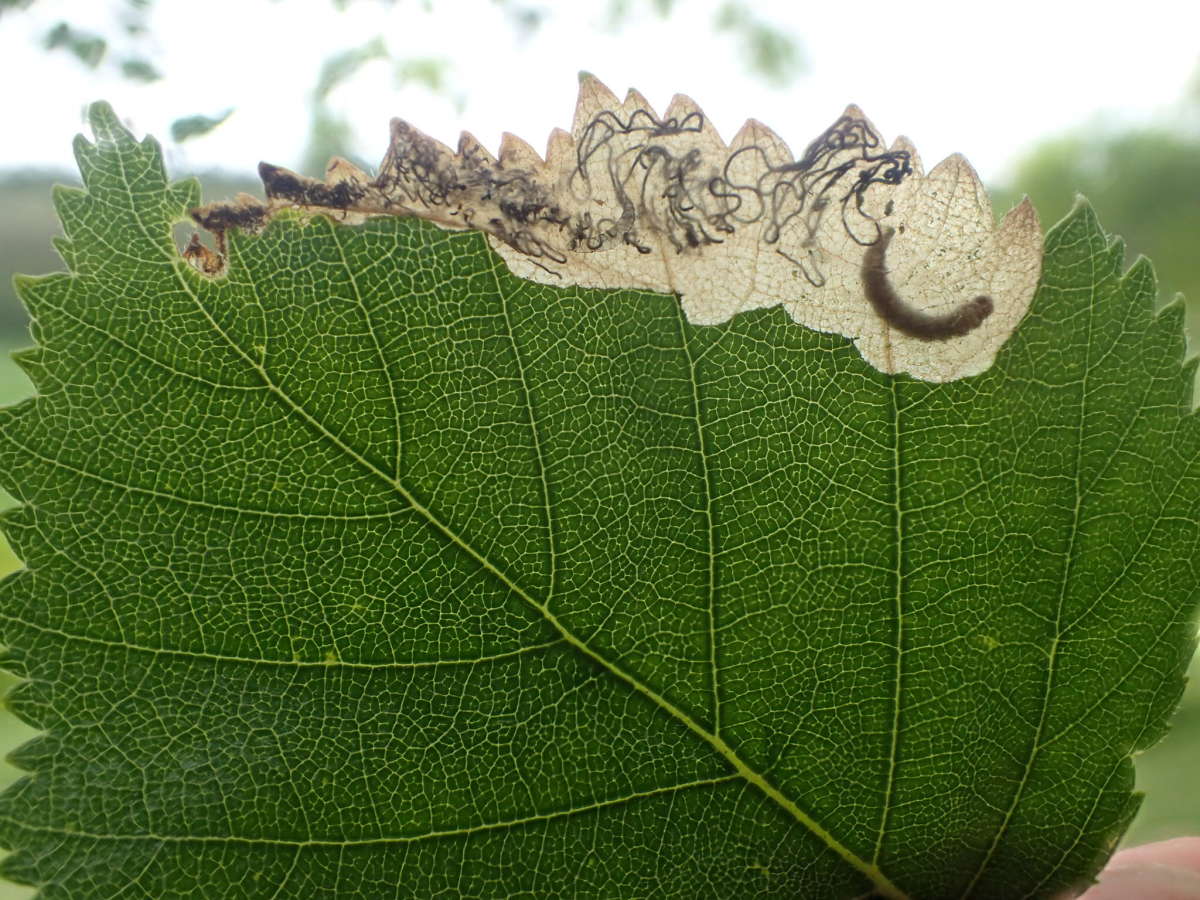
[561,107,914,288]
[375,121,577,264]
[369,106,916,285]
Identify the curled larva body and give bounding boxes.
[862,227,993,341]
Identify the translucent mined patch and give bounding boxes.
[191,76,1042,383]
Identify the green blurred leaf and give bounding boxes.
[993,125,1200,356]
[314,37,388,101]
[394,57,450,93]
[169,109,233,143]
[491,0,545,35]
[42,22,106,69]
[713,2,804,88]
[330,0,405,9]
[606,0,674,25]
[118,57,160,82]
[298,108,359,179]
[0,102,1198,898]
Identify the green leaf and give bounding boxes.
[41,22,107,69]
[119,57,161,82]
[394,57,451,94]
[169,109,233,143]
[314,37,388,101]
[713,2,805,88]
[1,102,1198,899]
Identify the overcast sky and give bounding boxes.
[0,0,1197,190]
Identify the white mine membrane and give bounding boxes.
[196,75,1043,383]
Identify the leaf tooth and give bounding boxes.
[4,349,44,400]
[4,732,51,774]
[889,134,923,178]
[457,131,499,167]
[70,133,104,187]
[0,673,48,730]
[729,118,791,164]
[0,848,40,889]
[573,72,621,134]
[543,127,574,172]
[0,648,26,681]
[48,185,89,242]
[840,102,870,123]
[623,86,656,115]
[167,178,203,216]
[498,132,543,169]
[919,154,995,235]
[666,92,728,150]
[998,195,1041,239]
[11,273,71,324]
[323,156,371,186]
[836,103,887,153]
[42,255,72,296]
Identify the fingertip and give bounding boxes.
[1078,862,1200,899]
[1108,838,1200,873]
[1078,839,1200,899]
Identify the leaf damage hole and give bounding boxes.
[180,230,224,276]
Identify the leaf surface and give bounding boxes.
[0,104,1197,899]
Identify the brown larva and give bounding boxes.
[862,227,993,341]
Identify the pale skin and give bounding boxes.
[1077,838,1200,898]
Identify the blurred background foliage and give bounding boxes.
[992,94,1200,348]
[0,2,1197,888]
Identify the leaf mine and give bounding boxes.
[192,75,1042,381]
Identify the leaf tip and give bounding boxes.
[85,100,132,146]
[1064,193,1099,229]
